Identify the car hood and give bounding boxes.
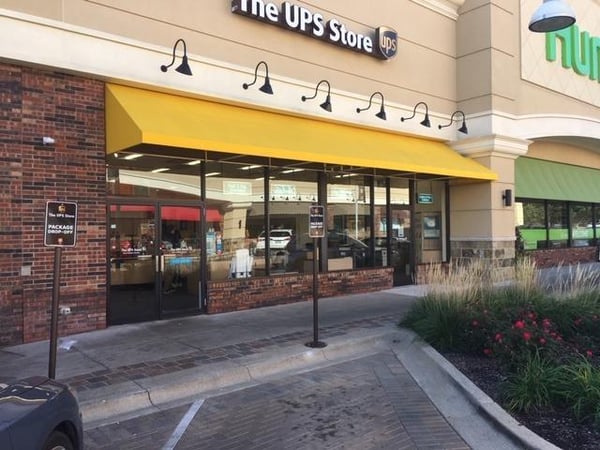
[0,376,61,431]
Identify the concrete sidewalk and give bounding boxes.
[0,285,559,449]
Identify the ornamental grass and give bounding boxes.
[401,257,600,426]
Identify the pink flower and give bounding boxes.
[483,348,493,356]
[539,338,546,345]
[586,350,593,357]
[527,312,537,321]
[523,331,532,341]
[514,320,525,329]
[542,318,551,329]
[494,333,503,342]
[471,320,479,327]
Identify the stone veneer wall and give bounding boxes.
[450,239,516,263]
[450,239,598,268]
[414,239,516,284]
[0,63,107,346]
[207,267,393,313]
[414,240,599,283]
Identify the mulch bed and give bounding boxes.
[442,352,600,450]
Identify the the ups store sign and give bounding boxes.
[232,0,398,60]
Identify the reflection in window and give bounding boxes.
[204,162,262,280]
[570,203,593,247]
[106,165,200,200]
[517,199,599,250]
[415,179,445,264]
[266,168,318,274]
[518,200,546,250]
[326,172,371,270]
[548,201,568,248]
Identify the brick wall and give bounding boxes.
[207,267,393,313]
[0,64,107,346]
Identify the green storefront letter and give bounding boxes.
[546,25,600,81]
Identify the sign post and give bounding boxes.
[306,205,326,348]
[44,201,77,379]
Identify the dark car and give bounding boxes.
[0,376,83,450]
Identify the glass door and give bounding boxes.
[108,204,158,324]
[108,202,203,325]
[390,206,413,285]
[159,205,202,316]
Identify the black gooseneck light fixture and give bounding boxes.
[438,110,468,135]
[401,101,431,128]
[302,80,332,112]
[356,91,387,120]
[243,61,273,94]
[529,0,576,32]
[160,38,193,76]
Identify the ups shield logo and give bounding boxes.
[376,27,398,59]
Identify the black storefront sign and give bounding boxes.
[232,0,398,60]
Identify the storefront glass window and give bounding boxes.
[570,203,594,247]
[326,172,371,270]
[370,177,388,267]
[266,167,318,274]
[389,177,412,281]
[548,201,568,248]
[106,156,200,200]
[415,180,445,263]
[204,162,262,280]
[518,200,600,250]
[518,200,546,250]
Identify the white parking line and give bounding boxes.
[162,399,205,450]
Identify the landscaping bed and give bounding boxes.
[401,260,600,450]
[444,351,600,450]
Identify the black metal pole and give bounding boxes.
[312,237,318,342]
[48,246,62,379]
[306,237,326,348]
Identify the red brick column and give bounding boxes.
[0,64,107,346]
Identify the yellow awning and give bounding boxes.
[106,84,497,181]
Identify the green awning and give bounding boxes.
[516,157,600,202]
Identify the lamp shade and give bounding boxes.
[529,0,576,32]
[259,77,273,95]
[320,95,332,112]
[175,55,193,76]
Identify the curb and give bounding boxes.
[80,327,400,426]
[392,329,561,450]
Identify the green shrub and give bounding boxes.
[555,355,600,425]
[501,350,563,414]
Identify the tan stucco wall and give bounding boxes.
[457,0,520,113]
[527,141,600,170]
[520,0,600,112]
[3,0,599,132]
[0,0,460,112]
